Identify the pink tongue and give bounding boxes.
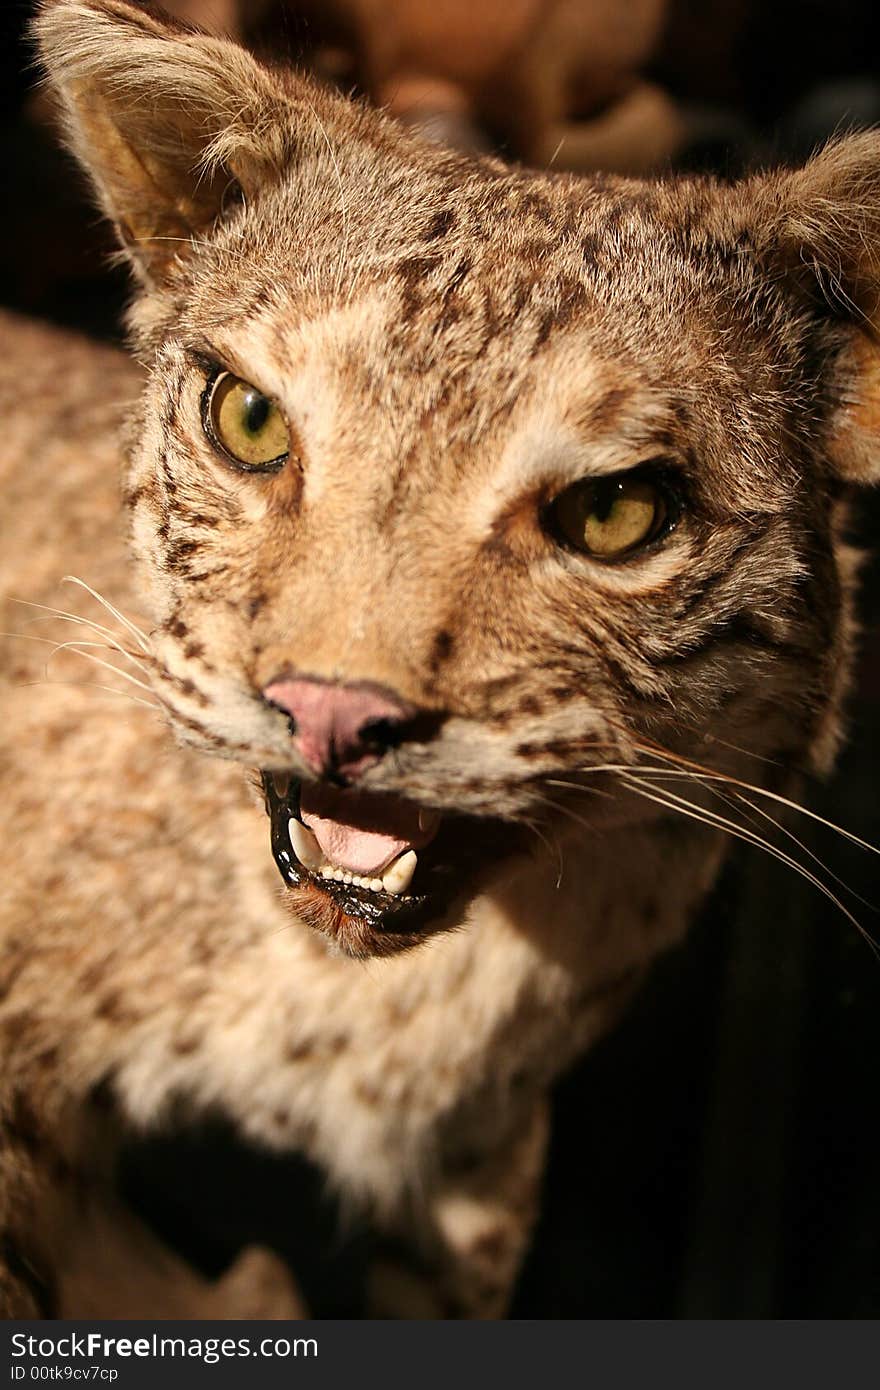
[299,784,440,877]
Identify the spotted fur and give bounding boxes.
[1,0,879,1316]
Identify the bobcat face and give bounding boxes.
[37,0,880,956]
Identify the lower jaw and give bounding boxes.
[260,772,523,959]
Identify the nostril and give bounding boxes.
[359,716,405,750]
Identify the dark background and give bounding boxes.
[2,0,878,1318]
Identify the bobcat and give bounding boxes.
[1,0,878,1318]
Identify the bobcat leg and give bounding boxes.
[57,1196,306,1319]
[1,1095,306,1320]
[371,1100,550,1319]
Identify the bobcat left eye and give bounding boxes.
[546,472,674,561]
[203,372,290,471]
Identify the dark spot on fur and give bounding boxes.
[397,255,440,320]
[248,592,267,620]
[181,569,221,584]
[444,256,472,296]
[585,385,628,433]
[34,1045,60,1072]
[95,991,128,1023]
[515,741,542,759]
[513,693,542,717]
[424,208,456,241]
[163,538,202,572]
[582,232,601,264]
[429,629,455,671]
[123,483,148,509]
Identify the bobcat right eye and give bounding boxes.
[545,469,678,561]
[203,372,290,471]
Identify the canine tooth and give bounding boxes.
[382,849,417,896]
[288,818,324,871]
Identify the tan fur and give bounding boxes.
[1,0,879,1317]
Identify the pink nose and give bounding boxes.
[263,676,415,779]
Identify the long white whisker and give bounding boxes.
[660,763,880,916]
[61,576,151,651]
[11,599,145,653]
[45,645,160,698]
[565,760,880,859]
[704,780,877,914]
[19,678,161,712]
[617,772,878,958]
[4,630,151,677]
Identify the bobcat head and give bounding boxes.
[35,0,880,956]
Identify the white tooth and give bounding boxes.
[342,872,353,884]
[369,878,384,893]
[382,849,417,896]
[333,869,344,881]
[288,818,324,871]
[320,866,333,879]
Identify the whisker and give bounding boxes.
[625,753,880,858]
[11,599,145,651]
[4,630,151,676]
[61,576,152,652]
[18,678,162,712]
[557,756,879,917]
[45,645,160,698]
[688,730,785,771]
[648,760,880,915]
[725,785,877,915]
[618,772,878,958]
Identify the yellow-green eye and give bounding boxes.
[205,372,290,470]
[547,473,672,560]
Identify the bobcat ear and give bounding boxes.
[32,0,298,284]
[747,132,880,484]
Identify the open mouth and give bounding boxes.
[261,772,522,956]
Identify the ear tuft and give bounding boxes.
[32,0,296,282]
[746,132,880,484]
[750,131,880,332]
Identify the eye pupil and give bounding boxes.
[243,391,269,435]
[204,372,291,471]
[592,481,621,523]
